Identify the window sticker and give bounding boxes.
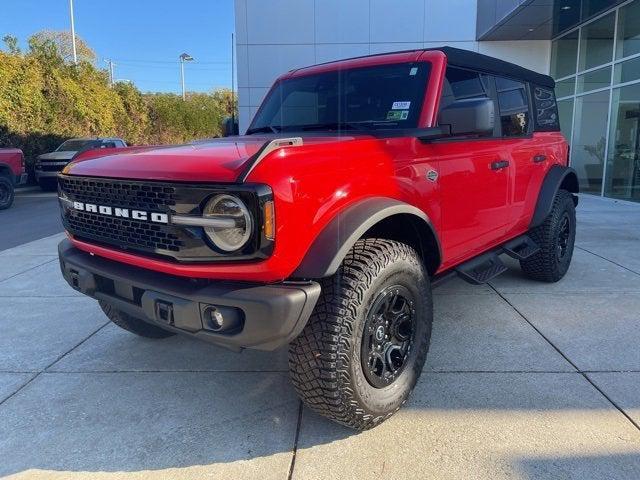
[409,67,418,76]
[386,110,409,120]
[392,101,411,110]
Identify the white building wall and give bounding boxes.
[234,0,551,132]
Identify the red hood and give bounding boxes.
[64,135,364,183]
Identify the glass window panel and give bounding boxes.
[577,66,611,93]
[551,30,579,78]
[553,2,581,37]
[558,98,575,142]
[604,83,640,201]
[495,76,530,136]
[556,77,576,98]
[578,12,615,71]
[583,0,619,20]
[616,0,640,59]
[614,56,640,84]
[572,90,610,193]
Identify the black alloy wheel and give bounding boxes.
[361,285,416,388]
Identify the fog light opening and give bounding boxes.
[201,305,244,334]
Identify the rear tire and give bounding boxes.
[288,239,433,431]
[0,177,14,210]
[520,189,576,282]
[99,301,176,338]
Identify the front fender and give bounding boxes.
[292,197,439,278]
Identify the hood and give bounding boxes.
[38,151,78,161]
[63,135,363,183]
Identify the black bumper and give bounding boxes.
[58,239,321,351]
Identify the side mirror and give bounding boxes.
[438,97,495,137]
[222,117,239,137]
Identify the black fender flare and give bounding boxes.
[292,197,441,279]
[530,165,579,228]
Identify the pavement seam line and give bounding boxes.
[0,257,58,284]
[0,321,109,408]
[489,284,640,433]
[287,400,304,480]
[576,245,640,276]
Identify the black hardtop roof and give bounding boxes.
[435,46,555,88]
[298,46,555,89]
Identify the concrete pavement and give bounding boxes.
[0,190,63,251]
[0,194,639,479]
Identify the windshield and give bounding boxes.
[57,140,97,152]
[248,62,430,134]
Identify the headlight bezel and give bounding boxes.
[202,193,253,253]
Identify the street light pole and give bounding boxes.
[179,53,194,101]
[104,59,115,86]
[69,0,77,64]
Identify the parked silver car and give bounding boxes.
[35,137,127,191]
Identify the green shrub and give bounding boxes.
[0,32,235,169]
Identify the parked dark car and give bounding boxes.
[35,137,127,191]
[0,148,27,210]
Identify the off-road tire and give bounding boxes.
[99,301,176,338]
[0,177,15,210]
[38,178,58,192]
[520,189,576,282]
[288,238,433,431]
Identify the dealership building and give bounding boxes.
[234,0,640,202]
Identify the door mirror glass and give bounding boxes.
[438,97,495,136]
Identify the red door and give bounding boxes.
[431,139,511,269]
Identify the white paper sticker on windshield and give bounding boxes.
[392,101,411,110]
[409,67,418,76]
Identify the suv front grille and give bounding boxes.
[59,176,177,211]
[67,210,183,252]
[58,175,271,263]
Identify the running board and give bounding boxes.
[503,236,540,260]
[455,253,507,285]
[454,235,539,285]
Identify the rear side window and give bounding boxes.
[440,67,491,110]
[532,85,560,131]
[495,76,530,137]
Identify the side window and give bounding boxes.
[114,140,126,147]
[495,76,530,137]
[101,142,116,149]
[439,67,495,137]
[532,85,560,131]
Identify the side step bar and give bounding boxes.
[454,234,540,285]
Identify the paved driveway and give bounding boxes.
[1,195,639,479]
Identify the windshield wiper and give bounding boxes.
[245,125,281,135]
[298,122,372,132]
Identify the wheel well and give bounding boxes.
[363,213,441,275]
[560,171,579,194]
[0,165,11,179]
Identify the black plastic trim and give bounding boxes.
[58,239,321,351]
[292,197,441,278]
[530,165,579,228]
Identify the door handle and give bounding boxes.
[533,154,547,163]
[491,160,510,170]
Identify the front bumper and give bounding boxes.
[35,163,67,180]
[15,173,28,186]
[58,239,321,351]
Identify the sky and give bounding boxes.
[0,0,235,94]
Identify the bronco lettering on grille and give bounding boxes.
[71,201,169,224]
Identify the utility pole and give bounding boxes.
[104,59,115,86]
[179,53,194,101]
[231,33,235,128]
[69,0,77,64]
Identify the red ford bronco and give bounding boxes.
[57,47,578,430]
[0,148,27,210]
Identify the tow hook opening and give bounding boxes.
[69,269,80,290]
[154,300,175,326]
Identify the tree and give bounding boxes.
[29,30,96,64]
[2,35,20,55]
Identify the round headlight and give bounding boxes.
[203,194,252,252]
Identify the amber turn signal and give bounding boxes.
[263,200,275,240]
